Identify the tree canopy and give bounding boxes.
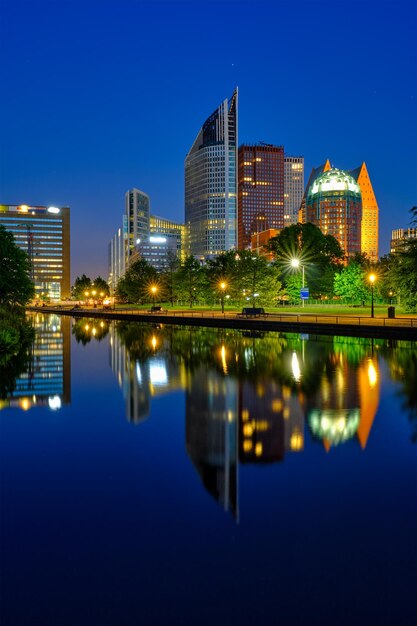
[0,224,35,307]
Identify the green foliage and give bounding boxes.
[268,223,344,298]
[160,251,180,306]
[175,255,207,307]
[333,263,370,304]
[378,207,417,312]
[0,224,35,307]
[116,258,159,304]
[0,307,34,396]
[72,274,110,299]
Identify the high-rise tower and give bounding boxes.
[237,143,284,249]
[125,188,150,259]
[349,163,379,262]
[185,89,238,258]
[305,168,362,260]
[284,156,304,227]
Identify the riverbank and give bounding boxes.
[28,306,417,340]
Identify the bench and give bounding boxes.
[238,307,267,318]
[148,305,163,313]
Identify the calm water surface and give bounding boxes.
[1,313,416,626]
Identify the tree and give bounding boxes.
[92,276,110,296]
[385,207,417,312]
[116,258,159,304]
[176,255,205,308]
[333,262,370,304]
[0,224,35,307]
[268,223,344,298]
[72,274,92,300]
[236,250,282,308]
[160,251,180,306]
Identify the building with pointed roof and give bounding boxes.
[185,89,238,258]
[349,163,379,262]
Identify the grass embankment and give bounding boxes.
[111,303,412,318]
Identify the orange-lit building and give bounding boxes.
[238,143,284,249]
[349,163,379,262]
[250,228,280,259]
[299,160,379,261]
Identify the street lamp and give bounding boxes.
[291,258,305,308]
[219,281,227,314]
[84,290,89,306]
[369,273,376,318]
[150,284,158,306]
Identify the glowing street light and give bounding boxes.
[369,273,376,318]
[219,280,227,313]
[291,258,306,308]
[150,284,158,305]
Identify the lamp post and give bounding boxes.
[219,281,227,314]
[84,291,89,307]
[369,273,376,318]
[291,258,305,308]
[150,285,158,306]
[92,289,97,308]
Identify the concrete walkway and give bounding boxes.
[28,306,417,340]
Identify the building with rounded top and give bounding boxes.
[305,168,362,260]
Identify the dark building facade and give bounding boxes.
[238,143,284,248]
[238,143,284,249]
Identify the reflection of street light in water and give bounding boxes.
[220,344,228,374]
[367,359,378,386]
[292,351,301,382]
[291,258,305,308]
[151,335,158,350]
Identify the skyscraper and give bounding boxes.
[305,168,362,260]
[237,143,284,249]
[284,156,304,227]
[185,89,238,258]
[0,203,70,300]
[125,188,150,259]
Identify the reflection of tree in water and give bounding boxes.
[380,341,417,442]
[72,318,110,345]
[0,315,34,399]
[115,323,349,398]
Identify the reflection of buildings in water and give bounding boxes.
[186,366,238,519]
[308,354,380,450]
[109,326,186,424]
[239,381,305,463]
[1,313,71,411]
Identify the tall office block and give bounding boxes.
[150,214,186,261]
[108,227,126,292]
[349,163,379,262]
[284,156,304,227]
[298,159,331,223]
[305,168,362,260]
[125,188,150,259]
[185,89,238,258]
[0,204,70,300]
[238,143,284,249]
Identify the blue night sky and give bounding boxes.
[1,0,416,280]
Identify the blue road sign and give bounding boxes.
[300,287,309,300]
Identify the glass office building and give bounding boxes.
[125,188,150,259]
[284,156,304,227]
[185,88,238,258]
[0,204,70,300]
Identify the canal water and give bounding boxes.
[1,313,416,626]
